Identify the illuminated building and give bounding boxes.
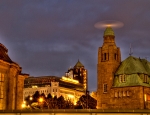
[65,60,88,90]
[0,43,29,110]
[97,27,150,109]
[24,60,88,105]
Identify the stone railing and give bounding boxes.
[1,109,150,115]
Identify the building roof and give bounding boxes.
[113,74,150,87]
[0,43,13,63]
[24,76,85,92]
[103,27,115,36]
[114,56,150,87]
[115,56,150,75]
[74,60,84,68]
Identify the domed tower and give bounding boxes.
[97,27,121,109]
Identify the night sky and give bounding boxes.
[0,0,150,92]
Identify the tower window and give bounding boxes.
[103,84,107,93]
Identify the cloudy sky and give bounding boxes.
[0,0,150,92]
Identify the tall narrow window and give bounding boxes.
[144,75,148,83]
[103,84,107,93]
[115,92,118,97]
[123,91,126,96]
[127,91,130,96]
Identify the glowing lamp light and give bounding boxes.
[29,96,33,100]
[94,20,124,29]
[21,101,26,108]
[67,94,74,98]
[21,103,26,108]
[39,97,44,102]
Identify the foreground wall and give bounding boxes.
[1,109,150,115]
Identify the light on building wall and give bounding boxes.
[21,101,26,108]
[67,94,74,98]
[32,85,38,88]
[61,76,79,84]
[144,94,147,102]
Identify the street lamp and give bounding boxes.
[29,96,33,101]
[21,101,26,109]
[38,97,49,109]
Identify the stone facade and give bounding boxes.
[97,27,150,109]
[24,60,87,105]
[0,43,29,110]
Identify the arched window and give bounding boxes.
[115,92,118,97]
[119,91,122,97]
[123,91,126,96]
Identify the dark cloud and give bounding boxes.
[0,0,150,91]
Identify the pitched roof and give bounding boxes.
[115,56,150,75]
[74,60,84,68]
[114,56,150,87]
[0,43,13,63]
[113,74,150,87]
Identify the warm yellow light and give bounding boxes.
[67,94,74,98]
[39,97,44,102]
[106,24,111,27]
[21,103,26,108]
[144,94,147,102]
[30,96,33,100]
[32,85,38,88]
[61,76,79,84]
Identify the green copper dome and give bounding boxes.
[104,27,115,36]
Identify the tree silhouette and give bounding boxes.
[76,94,97,109]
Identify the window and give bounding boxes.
[127,91,130,96]
[119,74,126,83]
[103,84,107,93]
[119,91,122,97]
[0,73,4,110]
[104,53,106,60]
[144,75,148,83]
[123,91,126,96]
[115,92,118,97]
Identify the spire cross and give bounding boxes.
[129,43,133,56]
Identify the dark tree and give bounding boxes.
[76,94,97,109]
[47,93,52,99]
[33,91,40,102]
